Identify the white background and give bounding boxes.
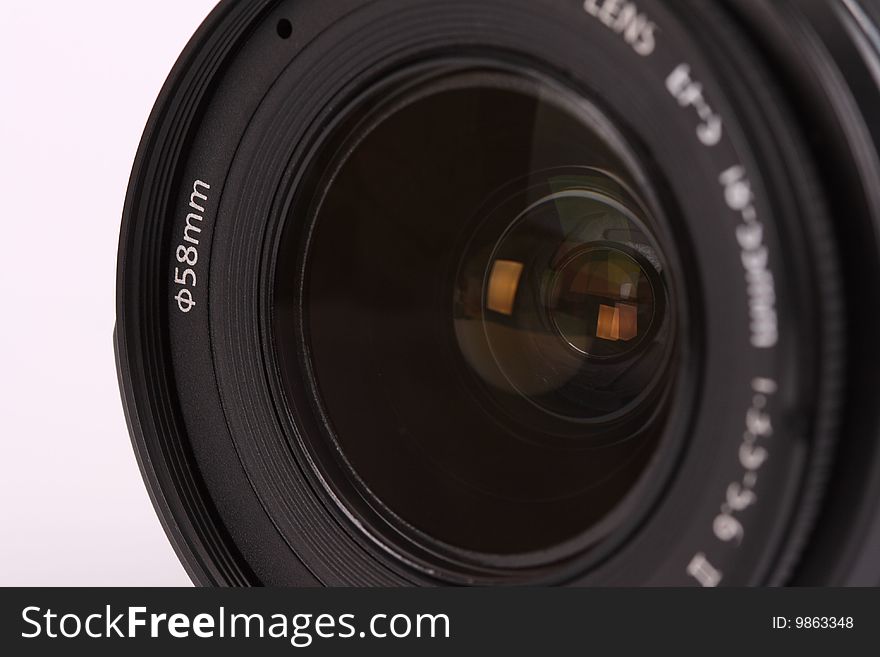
[0,1,219,586]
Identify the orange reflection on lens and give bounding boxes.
[487,260,525,316]
[596,303,639,342]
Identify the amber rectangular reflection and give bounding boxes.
[597,303,639,342]
[596,304,620,341]
[487,260,525,316]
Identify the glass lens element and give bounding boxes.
[550,246,655,358]
[457,175,670,422]
[303,69,678,558]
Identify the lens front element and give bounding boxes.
[302,67,681,568]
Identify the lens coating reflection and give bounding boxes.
[550,246,654,356]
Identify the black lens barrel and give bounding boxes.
[117,0,880,586]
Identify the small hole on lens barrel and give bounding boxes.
[276,19,293,40]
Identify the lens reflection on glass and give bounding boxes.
[549,246,654,357]
[457,179,670,422]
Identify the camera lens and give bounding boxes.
[117,0,880,586]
